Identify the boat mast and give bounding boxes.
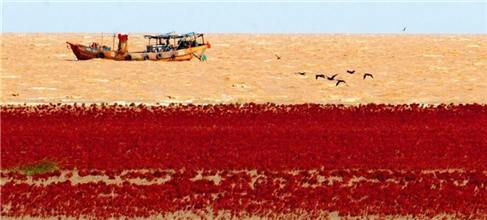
[112,33,115,51]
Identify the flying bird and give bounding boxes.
[11,93,19,97]
[275,54,281,60]
[363,73,374,79]
[347,70,355,74]
[336,80,346,87]
[402,27,407,31]
[315,74,325,79]
[327,74,338,81]
[297,71,306,76]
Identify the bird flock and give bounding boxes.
[296,70,374,87]
[276,54,374,87]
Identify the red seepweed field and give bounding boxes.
[1,103,487,219]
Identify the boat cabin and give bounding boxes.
[143,32,206,53]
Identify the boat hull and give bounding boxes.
[67,42,206,61]
[67,42,98,60]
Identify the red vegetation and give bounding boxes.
[2,170,487,219]
[2,103,486,170]
[1,103,487,218]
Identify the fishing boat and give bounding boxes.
[66,32,210,61]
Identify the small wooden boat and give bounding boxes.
[67,32,210,61]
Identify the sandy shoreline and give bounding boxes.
[1,33,486,105]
